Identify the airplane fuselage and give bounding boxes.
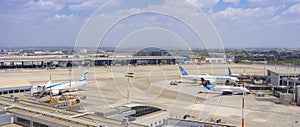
[181,75,238,84]
[45,81,87,91]
[211,85,250,94]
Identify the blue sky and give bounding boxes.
[0,0,300,48]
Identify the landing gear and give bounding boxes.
[193,79,197,83]
[225,80,230,86]
[170,81,178,85]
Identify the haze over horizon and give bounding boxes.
[1,0,300,48]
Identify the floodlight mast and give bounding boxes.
[241,77,247,127]
[69,67,72,111]
[125,72,134,104]
[293,64,297,106]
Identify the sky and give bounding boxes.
[0,0,300,48]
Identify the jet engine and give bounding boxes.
[50,90,60,96]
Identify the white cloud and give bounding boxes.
[186,0,219,8]
[2,0,300,47]
[265,4,300,25]
[76,0,222,49]
[249,0,300,5]
[0,0,64,24]
[223,0,240,4]
[68,0,109,11]
[211,6,282,23]
[46,14,78,22]
[283,3,300,14]
[0,0,31,7]
[27,0,64,11]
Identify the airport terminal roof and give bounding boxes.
[0,79,31,88]
[267,69,299,76]
[0,56,184,62]
[1,124,23,127]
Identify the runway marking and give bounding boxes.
[194,100,202,104]
[252,118,267,123]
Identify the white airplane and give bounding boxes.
[39,70,88,96]
[200,78,250,95]
[179,66,238,84]
[228,67,250,79]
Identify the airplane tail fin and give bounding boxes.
[45,80,51,89]
[46,80,51,86]
[79,70,88,82]
[179,66,189,76]
[228,67,232,76]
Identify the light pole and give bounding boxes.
[241,77,247,127]
[69,66,72,111]
[293,64,297,106]
[287,64,290,93]
[125,72,134,104]
[49,64,52,100]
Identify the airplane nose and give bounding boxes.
[246,89,250,93]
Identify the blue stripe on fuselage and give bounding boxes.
[216,77,232,81]
[225,78,231,81]
[46,82,68,89]
[79,78,86,82]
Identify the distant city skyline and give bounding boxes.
[1,0,300,48]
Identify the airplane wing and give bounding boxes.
[222,89,232,92]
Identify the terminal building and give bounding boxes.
[0,48,185,69]
[267,69,300,105]
[203,58,226,64]
[267,69,300,87]
[0,79,32,95]
[0,93,236,127]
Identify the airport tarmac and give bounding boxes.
[0,64,299,127]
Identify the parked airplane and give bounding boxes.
[179,66,238,84]
[228,67,251,79]
[35,70,88,97]
[200,78,250,95]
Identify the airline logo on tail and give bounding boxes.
[203,83,215,90]
[201,78,214,90]
[179,66,189,76]
[79,71,88,82]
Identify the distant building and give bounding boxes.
[199,54,235,64]
[204,58,225,64]
[135,47,172,56]
[0,49,185,68]
[253,60,267,64]
[267,69,300,87]
[225,55,235,63]
[7,51,20,56]
[241,60,252,64]
[34,51,63,55]
[96,104,167,127]
[132,47,183,65]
